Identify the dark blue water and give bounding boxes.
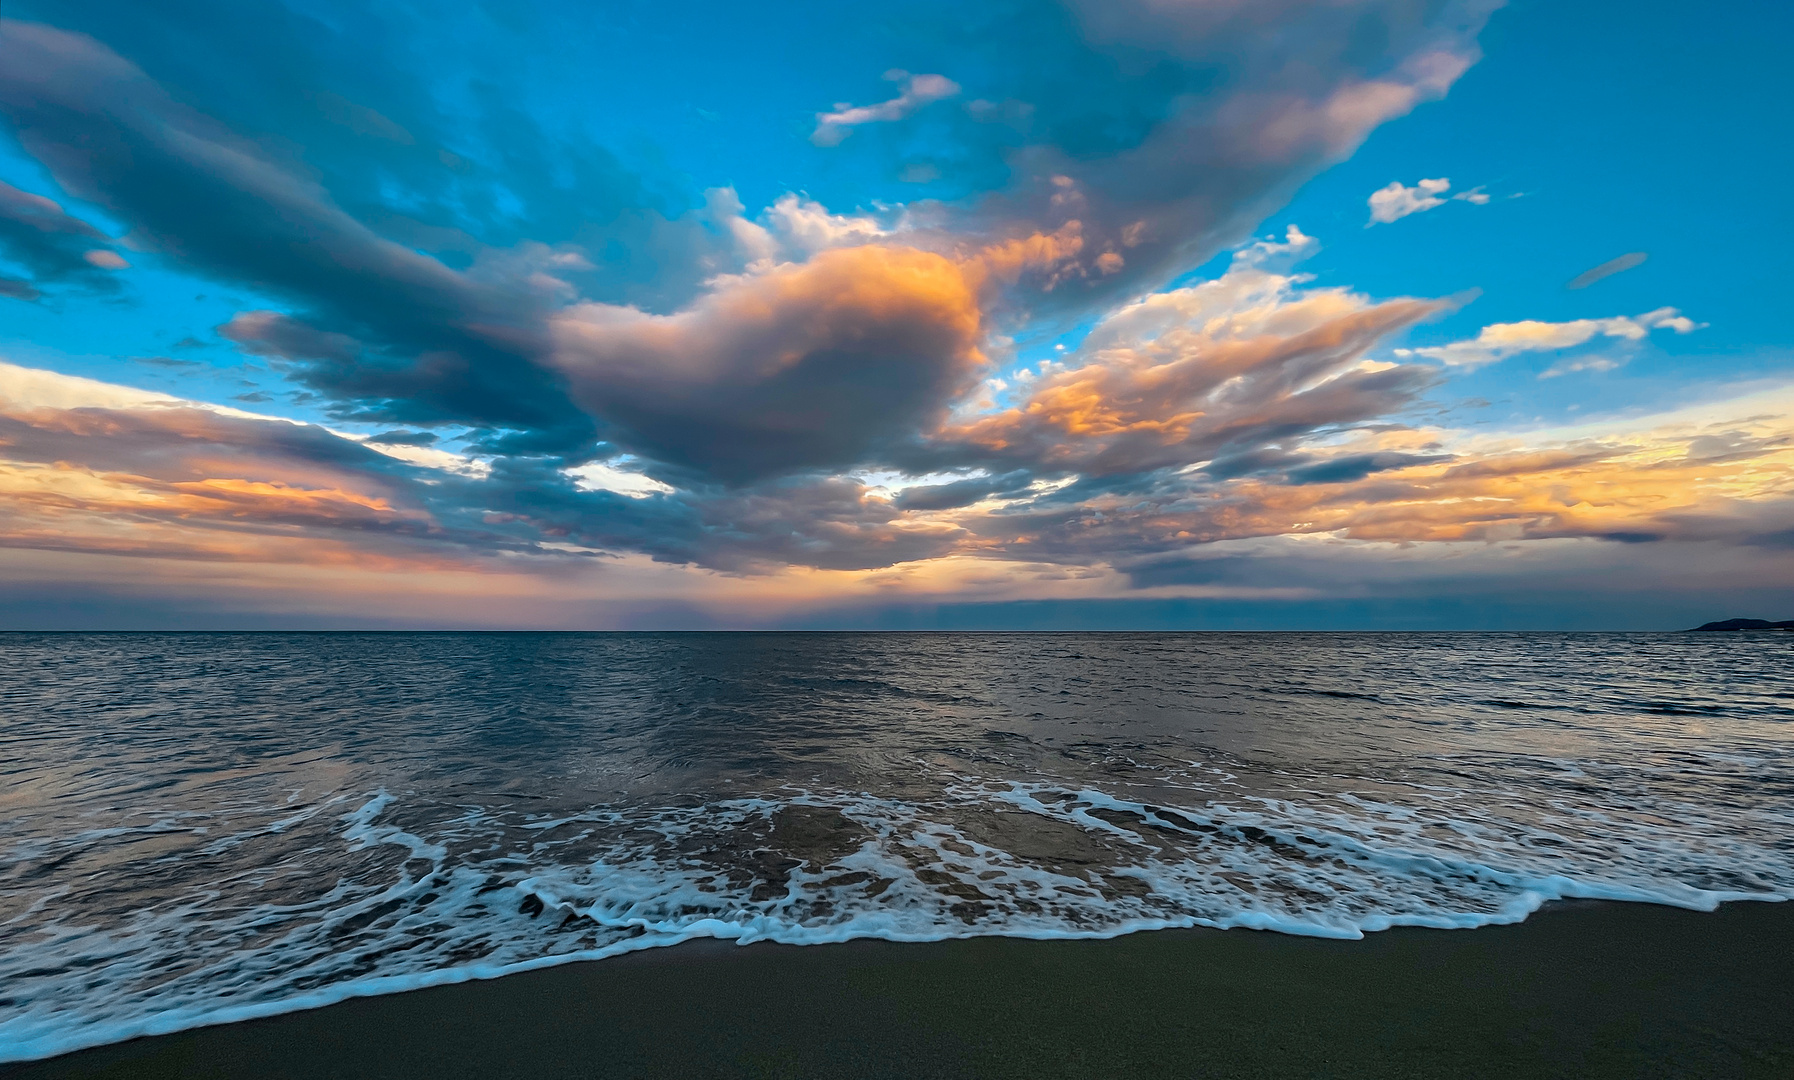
[3,632,1791,1061]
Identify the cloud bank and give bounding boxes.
[2,0,1785,627]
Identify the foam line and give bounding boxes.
[3,778,1790,1064]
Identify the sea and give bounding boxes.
[3,631,1791,1062]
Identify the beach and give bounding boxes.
[5,0,1792,1069]
[5,633,1790,1075]
[8,899,1790,1079]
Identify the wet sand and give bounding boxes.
[6,900,1791,1079]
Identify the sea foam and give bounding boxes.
[3,775,1788,1063]
[5,630,1792,1063]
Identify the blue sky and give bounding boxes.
[0,0,1790,628]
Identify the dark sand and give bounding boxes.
[7,900,1791,1079]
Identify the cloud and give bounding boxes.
[0,180,106,243]
[1368,177,1450,224]
[893,470,1035,512]
[939,386,1794,575]
[1567,251,1648,290]
[42,211,1721,590]
[6,299,1794,624]
[219,311,361,364]
[943,8,1490,308]
[760,194,888,257]
[40,1,1794,622]
[1367,177,1487,225]
[549,244,986,482]
[0,179,127,299]
[1538,355,1621,379]
[565,459,675,499]
[364,429,438,446]
[0,1,1493,479]
[1396,307,1700,369]
[311,90,414,145]
[0,19,610,437]
[712,193,892,266]
[0,363,446,565]
[19,0,761,306]
[811,71,962,146]
[933,228,1443,476]
[10,1,1788,630]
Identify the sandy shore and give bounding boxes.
[6,899,1791,1079]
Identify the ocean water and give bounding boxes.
[2,631,1791,1061]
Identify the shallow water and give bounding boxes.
[2,631,1791,1061]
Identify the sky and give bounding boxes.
[0,0,1790,630]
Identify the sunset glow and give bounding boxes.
[1,2,1788,628]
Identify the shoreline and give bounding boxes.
[6,898,1791,1079]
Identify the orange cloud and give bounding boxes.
[948,405,1794,562]
[0,461,443,562]
[939,232,1444,475]
[0,373,464,576]
[966,221,1088,288]
[551,243,987,481]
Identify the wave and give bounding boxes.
[4,777,1789,1064]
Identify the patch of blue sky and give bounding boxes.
[0,269,285,407]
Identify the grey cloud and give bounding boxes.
[0,2,1522,582]
[1567,251,1647,290]
[0,395,945,574]
[1285,451,1452,484]
[1684,430,1789,463]
[1202,448,1309,481]
[1114,532,1794,608]
[10,0,715,307]
[0,3,1489,489]
[1441,448,1616,480]
[0,179,105,240]
[366,430,439,446]
[894,470,1035,511]
[679,479,962,571]
[0,179,123,299]
[550,246,986,484]
[914,0,1499,318]
[219,311,360,364]
[0,19,585,436]
[0,402,397,484]
[1646,502,1794,550]
[444,459,959,573]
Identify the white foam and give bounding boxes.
[2,774,1789,1064]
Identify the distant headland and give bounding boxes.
[1688,618,1794,631]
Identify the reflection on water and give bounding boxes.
[2,632,1791,1061]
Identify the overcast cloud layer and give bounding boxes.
[1,0,1790,628]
